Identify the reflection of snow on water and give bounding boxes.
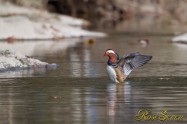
[83,48,91,77]
[0,68,45,78]
[0,39,81,56]
[68,44,100,78]
[83,48,98,77]
[70,52,81,77]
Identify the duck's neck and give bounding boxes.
[107,54,118,65]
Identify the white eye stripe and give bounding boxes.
[106,50,115,54]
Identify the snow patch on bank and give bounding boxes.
[0,50,56,72]
[0,2,106,40]
[172,33,187,44]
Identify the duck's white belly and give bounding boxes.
[106,65,119,83]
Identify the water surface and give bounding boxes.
[0,33,187,124]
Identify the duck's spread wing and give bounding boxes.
[118,52,152,76]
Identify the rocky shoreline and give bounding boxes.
[0,50,57,72]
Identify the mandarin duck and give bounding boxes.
[104,49,152,83]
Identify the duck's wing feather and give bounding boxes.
[117,52,152,76]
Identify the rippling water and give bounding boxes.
[0,33,187,124]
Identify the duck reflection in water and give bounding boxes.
[107,82,132,121]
